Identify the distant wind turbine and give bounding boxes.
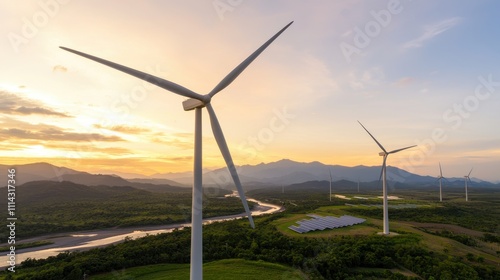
[60,21,293,280]
[464,168,473,202]
[436,163,445,202]
[358,121,416,235]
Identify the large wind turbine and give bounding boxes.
[464,168,473,202]
[437,163,445,202]
[358,121,416,235]
[60,21,293,280]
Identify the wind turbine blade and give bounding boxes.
[379,156,387,182]
[357,121,387,153]
[329,169,332,181]
[468,168,473,177]
[388,145,417,154]
[207,21,293,97]
[439,162,443,177]
[59,46,204,100]
[205,103,254,228]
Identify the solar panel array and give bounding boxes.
[288,214,365,234]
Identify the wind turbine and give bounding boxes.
[60,21,293,280]
[329,169,333,202]
[436,163,445,202]
[358,121,416,235]
[464,168,473,202]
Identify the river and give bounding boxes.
[1,196,282,268]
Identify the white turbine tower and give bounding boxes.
[60,21,293,280]
[464,168,473,202]
[358,121,416,235]
[437,163,445,202]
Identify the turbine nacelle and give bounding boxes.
[183,98,206,111]
[379,152,387,156]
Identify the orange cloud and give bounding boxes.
[52,65,68,73]
[0,90,70,117]
[93,124,150,134]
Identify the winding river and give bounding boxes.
[1,196,282,269]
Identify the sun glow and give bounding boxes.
[24,145,50,157]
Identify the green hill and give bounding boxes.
[89,259,306,280]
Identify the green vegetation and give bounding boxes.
[0,182,499,279]
[482,233,500,243]
[1,212,498,279]
[347,201,499,233]
[423,229,478,247]
[0,181,252,239]
[89,259,306,280]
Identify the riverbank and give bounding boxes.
[0,198,282,268]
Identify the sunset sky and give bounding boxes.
[1,1,499,181]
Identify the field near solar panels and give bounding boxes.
[250,184,500,268]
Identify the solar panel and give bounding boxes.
[288,214,366,233]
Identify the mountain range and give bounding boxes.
[0,162,188,193]
[1,159,497,190]
[145,159,495,186]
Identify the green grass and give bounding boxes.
[89,259,306,280]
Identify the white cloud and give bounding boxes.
[403,17,462,49]
[348,67,385,90]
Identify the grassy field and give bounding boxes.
[273,202,500,267]
[89,259,307,280]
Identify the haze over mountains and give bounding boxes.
[1,159,497,189]
[0,162,187,193]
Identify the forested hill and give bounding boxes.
[0,181,240,238]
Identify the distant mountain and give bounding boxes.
[150,168,220,180]
[127,178,188,187]
[150,159,495,188]
[56,173,132,186]
[54,173,189,192]
[154,159,432,185]
[2,180,145,204]
[0,162,80,185]
[0,162,187,192]
[2,160,496,191]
